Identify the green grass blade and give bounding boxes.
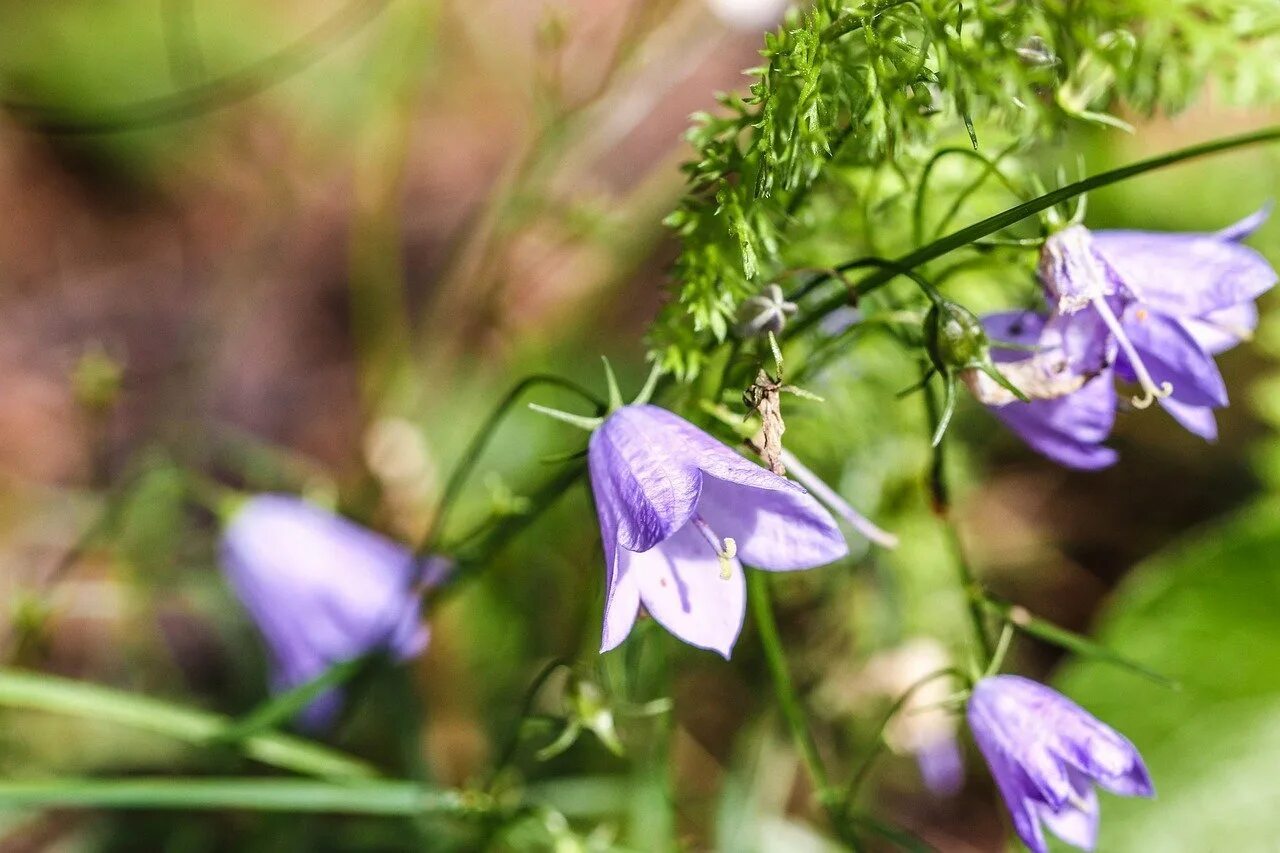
[0,778,485,815]
[0,668,376,779]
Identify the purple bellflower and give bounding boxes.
[974,208,1275,468]
[968,675,1154,853]
[587,404,848,657]
[220,494,446,729]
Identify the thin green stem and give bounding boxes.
[912,142,1025,246]
[785,124,1280,338]
[486,657,570,789]
[922,376,993,659]
[417,374,602,562]
[839,667,966,813]
[213,657,370,745]
[3,0,395,135]
[436,459,590,594]
[749,572,858,848]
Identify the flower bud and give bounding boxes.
[924,300,989,373]
[1015,36,1057,68]
[735,283,797,337]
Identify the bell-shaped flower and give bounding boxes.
[587,404,848,657]
[973,209,1275,468]
[1037,210,1275,438]
[220,494,447,729]
[967,675,1154,853]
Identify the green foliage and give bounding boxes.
[651,0,1280,379]
[1055,501,1280,850]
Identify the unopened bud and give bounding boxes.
[924,300,989,373]
[735,284,797,337]
[1015,36,1057,68]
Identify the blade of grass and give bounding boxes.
[0,669,376,779]
[0,778,486,816]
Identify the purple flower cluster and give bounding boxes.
[980,209,1276,468]
[968,676,1153,853]
[206,206,1264,848]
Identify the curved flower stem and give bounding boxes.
[436,459,589,594]
[3,0,395,134]
[784,124,1280,339]
[911,142,1025,246]
[486,657,570,789]
[922,375,993,660]
[416,374,602,563]
[748,572,860,849]
[839,667,969,814]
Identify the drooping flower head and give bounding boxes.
[975,208,1275,468]
[220,494,447,729]
[587,404,848,657]
[967,675,1154,853]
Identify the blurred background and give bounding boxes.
[0,0,1278,850]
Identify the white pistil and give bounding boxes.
[691,515,736,580]
[778,449,899,549]
[1091,297,1171,409]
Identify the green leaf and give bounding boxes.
[980,598,1177,688]
[0,669,376,780]
[1054,500,1280,850]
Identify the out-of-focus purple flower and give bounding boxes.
[588,404,847,657]
[220,494,447,729]
[967,675,1154,853]
[917,737,965,798]
[863,638,964,796]
[975,209,1275,467]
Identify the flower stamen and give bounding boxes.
[691,515,737,580]
[1091,297,1172,409]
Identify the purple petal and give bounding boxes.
[917,736,965,797]
[1117,307,1227,408]
[588,406,702,553]
[696,475,847,571]
[1034,775,1099,852]
[599,538,641,654]
[220,495,428,726]
[1091,228,1277,316]
[1039,225,1116,313]
[969,703,1050,853]
[1160,396,1218,442]
[985,308,1113,375]
[590,447,633,651]
[1214,203,1271,242]
[1182,301,1258,356]
[629,522,747,658]
[991,374,1118,470]
[984,310,1048,357]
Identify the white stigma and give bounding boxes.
[1091,297,1172,409]
[692,516,736,580]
